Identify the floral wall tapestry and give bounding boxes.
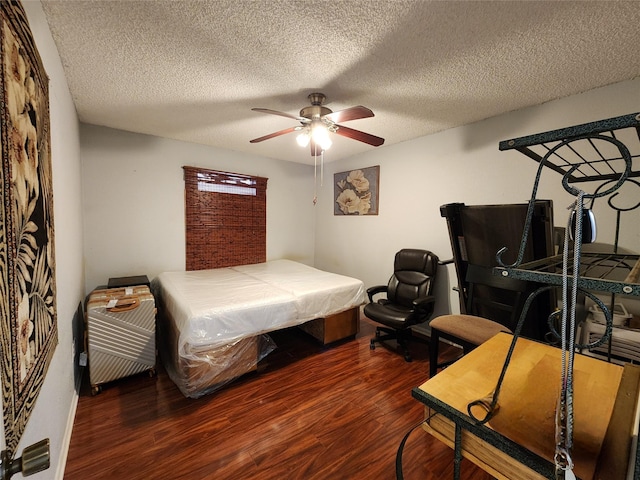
[334,166,379,215]
[0,0,57,456]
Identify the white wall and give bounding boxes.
[11,2,84,479]
[314,78,640,317]
[80,125,316,293]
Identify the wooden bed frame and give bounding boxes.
[297,307,360,344]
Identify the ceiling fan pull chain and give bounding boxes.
[313,154,318,205]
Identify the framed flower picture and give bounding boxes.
[334,166,379,215]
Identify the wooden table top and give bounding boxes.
[415,333,624,480]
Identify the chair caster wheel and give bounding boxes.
[404,355,412,362]
[370,340,375,350]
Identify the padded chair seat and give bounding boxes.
[429,264,530,377]
[363,302,415,330]
[430,314,512,346]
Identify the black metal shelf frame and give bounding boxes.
[499,112,640,184]
[495,112,640,294]
[475,113,640,479]
[495,253,640,297]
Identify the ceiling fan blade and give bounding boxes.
[249,126,298,143]
[334,125,385,147]
[251,108,308,123]
[324,106,374,124]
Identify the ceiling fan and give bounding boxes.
[249,93,385,156]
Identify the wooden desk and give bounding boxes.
[412,333,640,480]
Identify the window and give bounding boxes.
[183,166,267,270]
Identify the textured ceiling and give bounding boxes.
[41,0,640,165]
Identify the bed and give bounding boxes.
[152,259,365,398]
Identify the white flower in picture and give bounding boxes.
[336,189,361,214]
[346,169,370,193]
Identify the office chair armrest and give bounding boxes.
[413,295,436,312]
[366,285,388,303]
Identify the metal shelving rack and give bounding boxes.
[493,112,640,295]
[489,112,640,479]
[498,112,640,183]
[496,252,640,296]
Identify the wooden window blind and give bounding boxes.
[183,166,267,270]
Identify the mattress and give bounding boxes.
[153,259,365,350]
[153,260,365,397]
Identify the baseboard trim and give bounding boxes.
[55,367,82,480]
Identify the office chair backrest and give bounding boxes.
[464,264,531,330]
[387,249,439,308]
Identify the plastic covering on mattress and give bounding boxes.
[152,260,365,397]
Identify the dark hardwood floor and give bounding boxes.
[64,317,493,479]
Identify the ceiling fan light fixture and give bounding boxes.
[296,129,310,147]
[250,92,384,155]
[312,124,332,150]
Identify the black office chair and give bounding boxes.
[429,264,531,377]
[365,249,439,362]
